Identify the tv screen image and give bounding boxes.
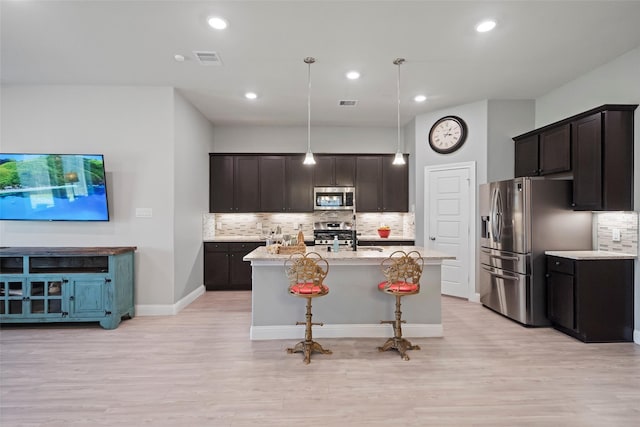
[0,153,110,221]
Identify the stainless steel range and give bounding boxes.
[313,221,354,247]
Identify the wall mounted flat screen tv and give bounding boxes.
[0,153,110,221]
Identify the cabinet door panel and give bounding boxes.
[229,243,260,290]
[286,156,314,212]
[0,278,27,315]
[356,156,381,212]
[234,156,260,212]
[539,124,571,175]
[382,155,408,212]
[210,155,234,212]
[313,156,334,187]
[572,113,602,210]
[547,272,575,331]
[514,135,539,177]
[259,156,286,212]
[204,251,229,291]
[70,277,107,318]
[334,156,356,187]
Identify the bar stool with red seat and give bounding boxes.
[284,251,332,364]
[377,250,424,360]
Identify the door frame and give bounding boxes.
[424,161,477,301]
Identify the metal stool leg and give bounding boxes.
[378,295,420,360]
[287,297,332,364]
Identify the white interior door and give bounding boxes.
[425,163,474,299]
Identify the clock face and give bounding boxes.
[429,116,467,154]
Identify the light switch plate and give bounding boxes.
[612,228,621,242]
[135,208,152,218]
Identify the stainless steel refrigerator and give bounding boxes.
[479,177,592,326]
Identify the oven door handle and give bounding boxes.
[481,265,520,281]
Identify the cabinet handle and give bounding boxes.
[555,261,560,266]
[69,296,75,301]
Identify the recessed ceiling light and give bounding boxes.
[174,54,185,62]
[476,20,496,33]
[414,95,427,102]
[245,92,258,100]
[346,71,360,80]
[207,16,228,30]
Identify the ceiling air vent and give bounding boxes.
[339,100,358,106]
[193,51,223,66]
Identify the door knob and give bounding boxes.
[429,236,436,241]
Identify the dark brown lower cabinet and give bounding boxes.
[204,242,262,291]
[546,255,634,342]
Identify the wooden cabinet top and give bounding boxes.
[513,104,637,141]
[0,247,137,256]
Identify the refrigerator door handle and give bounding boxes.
[481,265,519,281]
[489,254,519,261]
[490,187,503,242]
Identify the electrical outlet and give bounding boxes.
[612,228,621,242]
[293,223,299,230]
[216,222,223,230]
[256,222,262,230]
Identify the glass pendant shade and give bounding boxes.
[393,151,406,165]
[303,151,316,165]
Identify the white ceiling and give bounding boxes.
[2,1,640,127]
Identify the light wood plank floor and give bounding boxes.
[1,292,639,426]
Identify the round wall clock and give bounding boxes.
[428,115,468,154]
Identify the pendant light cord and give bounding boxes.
[393,58,405,164]
[308,59,311,153]
[304,57,315,154]
[396,59,401,153]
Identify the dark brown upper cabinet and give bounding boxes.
[539,124,571,175]
[572,109,635,211]
[210,153,408,213]
[514,124,571,177]
[355,155,408,212]
[513,104,636,211]
[313,155,356,187]
[259,156,286,212]
[210,155,259,212]
[514,135,539,177]
[285,155,314,212]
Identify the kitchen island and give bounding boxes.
[244,246,454,340]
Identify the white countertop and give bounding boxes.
[545,250,637,260]
[204,235,415,243]
[244,245,454,262]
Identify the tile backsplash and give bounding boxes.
[595,211,638,255]
[203,211,415,241]
[204,210,638,254]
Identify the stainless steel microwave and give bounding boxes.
[313,187,355,210]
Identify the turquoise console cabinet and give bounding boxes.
[0,247,136,329]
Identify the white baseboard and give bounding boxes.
[468,292,481,303]
[250,323,443,340]
[135,285,205,316]
[634,329,640,345]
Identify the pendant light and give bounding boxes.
[392,58,406,165]
[303,57,316,165]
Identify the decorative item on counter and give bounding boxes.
[273,231,307,254]
[378,225,391,238]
